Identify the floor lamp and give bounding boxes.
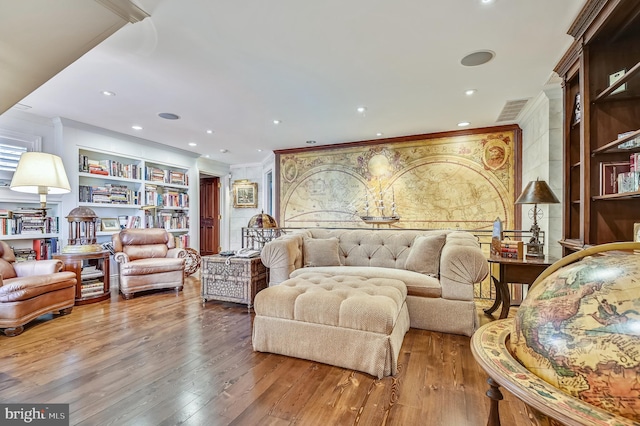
[515,179,559,258]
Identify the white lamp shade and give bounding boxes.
[10,152,71,195]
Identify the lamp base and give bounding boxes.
[526,242,544,259]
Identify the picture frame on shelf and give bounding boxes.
[600,161,630,195]
[101,218,120,232]
[634,223,640,242]
[232,180,258,208]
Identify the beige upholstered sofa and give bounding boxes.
[260,229,488,336]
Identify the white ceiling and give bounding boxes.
[10,0,585,165]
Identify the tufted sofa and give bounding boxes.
[259,228,488,336]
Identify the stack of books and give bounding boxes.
[500,240,523,259]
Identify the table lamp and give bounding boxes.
[515,179,559,258]
[9,152,71,209]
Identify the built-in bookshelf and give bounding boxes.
[77,148,191,245]
[556,0,640,254]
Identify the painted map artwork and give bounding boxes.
[278,131,516,230]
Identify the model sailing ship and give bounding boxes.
[359,181,400,225]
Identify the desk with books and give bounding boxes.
[484,255,557,319]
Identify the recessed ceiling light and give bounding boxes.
[458,121,471,127]
[465,89,477,96]
[131,125,143,130]
[257,149,263,152]
[102,91,116,96]
[273,120,281,125]
[460,50,495,67]
[306,140,316,144]
[356,107,367,113]
[188,142,197,147]
[204,154,210,158]
[158,112,180,120]
[220,149,228,153]
[376,132,383,137]
[206,129,213,134]
[481,0,494,4]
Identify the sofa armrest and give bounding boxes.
[439,231,488,301]
[14,259,63,277]
[261,235,303,285]
[113,252,130,264]
[167,248,186,259]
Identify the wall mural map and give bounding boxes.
[278,130,516,231]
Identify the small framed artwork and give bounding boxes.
[232,180,258,208]
[101,218,120,232]
[634,223,640,242]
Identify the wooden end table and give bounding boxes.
[201,255,268,311]
[54,250,111,305]
[485,255,557,319]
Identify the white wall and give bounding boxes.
[517,83,563,259]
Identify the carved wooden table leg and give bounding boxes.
[486,377,503,426]
[484,275,503,315]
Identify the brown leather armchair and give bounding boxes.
[0,241,77,337]
[112,228,186,299]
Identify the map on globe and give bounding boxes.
[511,254,640,422]
[278,131,516,231]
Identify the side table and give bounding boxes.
[201,255,268,311]
[485,255,557,319]
[54,250,111,305]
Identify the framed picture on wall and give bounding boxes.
[233,180,258,208]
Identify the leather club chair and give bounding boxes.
[112,228,186,299]
[0,241,77,337]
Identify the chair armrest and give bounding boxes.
[113,252,130,264]
[167,248,186,258]
[439,231,489,301]
[0,272,76,302]
[261,235,303,285]
[14,259,63,277]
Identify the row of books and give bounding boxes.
[145,167,188,186]
[145,211,189,230]
[79,154,142,180]
[79,184,141,205]
[33,238,58,260]
[175,234,190,248]
[145,185,189,208]
[0,209,59,235]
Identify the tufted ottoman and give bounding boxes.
[252,272,410,378]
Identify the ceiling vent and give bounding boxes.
[496,99,529,122]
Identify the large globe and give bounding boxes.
[510,252,640,422]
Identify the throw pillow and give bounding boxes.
[405,234,446,276]
[303,237,341,267]
[0,258,17,280]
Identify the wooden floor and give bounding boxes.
[0,276,529,425]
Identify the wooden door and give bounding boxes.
[200,177,219,255]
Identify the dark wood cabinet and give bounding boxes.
[556,0,640,255]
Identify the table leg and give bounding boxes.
[484,275,502,315]
[498,278,512,319]
[486,377,503,426]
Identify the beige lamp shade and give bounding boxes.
[10,152,71,207]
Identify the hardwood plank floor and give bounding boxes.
[0,276,529,425]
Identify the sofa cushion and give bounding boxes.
[119,258,184,276]
[404,234,446,276]
[0,259,17,280]
[303,237,341,267]
[291,266,441,298]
